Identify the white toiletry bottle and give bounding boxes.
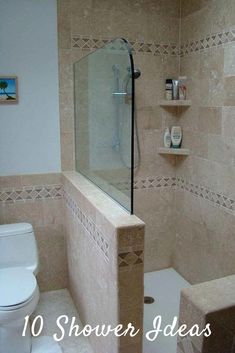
[171,126,182,148]
[164,128,171,148]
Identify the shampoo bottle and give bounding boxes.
[171,126,182,148]
[163,128,171,148]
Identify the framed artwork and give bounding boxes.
[0,76,18,104]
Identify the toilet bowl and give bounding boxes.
[0,223,40,353]
[0,267,40,353]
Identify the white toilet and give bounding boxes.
[0,223,40,353]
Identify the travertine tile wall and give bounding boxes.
[57,0,180,271]
[63,171,144,353]
[173,0,235,284]
[0,174,68,291]
[58,0,235,284]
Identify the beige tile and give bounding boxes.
[20,173,62,186]
[173,214,224,284]
[181,6,211,43]
[224,76,235,106]
[199,47,224,80]
[118,225,144,252]
[198,107,222,135]
[182,131,208,159]
[177,106,200,132]
[59,91,74,133]
[207,134,235,166]
[180,54,200,81]
[61,132,75,171]
[57,0,71,49]
[217,164,235,199]
[198,77,224,107]
[71,8,113,38]
[0,205,5,224]
[222,107,235,138]
[224,44,235,77]
[136,106,162,131]
[42,199,63,226]
[180,0,202,18]
[119,267,144,309]
[3,201,44,228]
[58,49,73,94]
[137,129,176,178]
[35,224,68,292]
[192,156,220,191]
[0,175,22,189]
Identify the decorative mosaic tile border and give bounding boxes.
[118,250,144,267]
[109,176,177,193]
[0,184,63,203]
[181,28,235,56]
[1,177,234,214]
[72,27,235,57]
[64,189,109,261]
[72,35,179,56]
[178,177,235,213]
[134,176,177,190]
[134,176,235,214]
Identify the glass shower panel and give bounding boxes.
[74,39,134,213]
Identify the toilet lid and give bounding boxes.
[0,267,37,307]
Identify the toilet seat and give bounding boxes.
[0,267,37,311]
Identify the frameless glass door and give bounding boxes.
[74,38,135,213]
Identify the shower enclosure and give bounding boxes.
[74,38,140,213]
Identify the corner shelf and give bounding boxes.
[158,147,190,156]
[159,100,192,107]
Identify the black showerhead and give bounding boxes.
[126,67,141,79]
[133,68,141,79]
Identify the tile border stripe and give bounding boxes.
[134,176,235,214]
[64,189,109,261]
[72,27,235,57]
[180,28,235,56]
[1,177,234,213]
[134,176,177,190]
[0,184,63,203]
[178,177,235,213]
[118,250,144,267]
[72,35,179,56]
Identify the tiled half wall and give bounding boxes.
[63,171,145,353]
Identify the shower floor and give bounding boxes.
[143,268,190,353]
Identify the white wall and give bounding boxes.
[0,0,61,176]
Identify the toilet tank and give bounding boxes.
[0,223,39,275]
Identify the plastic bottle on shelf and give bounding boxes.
[163,128,171,148]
